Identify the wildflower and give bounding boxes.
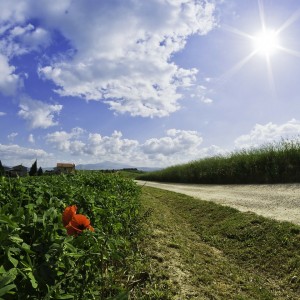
[65,214,95,236]
[62,205,77,227]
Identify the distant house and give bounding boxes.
[6,165,28,177]
[55,163,75,174]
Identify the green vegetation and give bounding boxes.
[137,139,300,184]
[139,186,300,299]
[0,172,145,299]
[2,167,300,299]
[118,169,145,179]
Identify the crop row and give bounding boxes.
[138,139,300,184]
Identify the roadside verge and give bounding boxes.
[138,186,300,299]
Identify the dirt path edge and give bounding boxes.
[136,181,300,225]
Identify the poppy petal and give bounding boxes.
[70,214,91,228]
[62,205,77,227]
[88,225,94,232]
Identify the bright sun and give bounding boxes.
[253,29,279,56]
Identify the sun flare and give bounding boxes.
[253,29,279,56]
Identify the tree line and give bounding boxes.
[0,159,43,176]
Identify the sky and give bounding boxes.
[1,0,300,168]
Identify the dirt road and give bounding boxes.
[136,181,300,225]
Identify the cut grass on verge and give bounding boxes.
[138,186,300,299]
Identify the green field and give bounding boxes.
[1,170,300,299]
[0,172,145,299]
[137,139,300,184]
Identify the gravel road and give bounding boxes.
[136,180,300,225]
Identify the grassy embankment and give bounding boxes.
[139,186,300,299]
[137,139,300,184]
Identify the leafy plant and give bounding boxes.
[0,172,143,299]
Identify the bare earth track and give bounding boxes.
[136,181,300,225]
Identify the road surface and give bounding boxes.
[136,180,300,225]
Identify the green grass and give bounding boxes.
[138,186,300,299]
[137,139,300,184]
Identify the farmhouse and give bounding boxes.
[55,163,76,174]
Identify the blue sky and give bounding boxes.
[1,0,300,168]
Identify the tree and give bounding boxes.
[0,160,4,176]
[37,167,43,176]
[29,160,37,176]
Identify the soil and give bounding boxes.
[136,181,300,225]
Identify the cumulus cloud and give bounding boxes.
[142,129,203,157]
[234,119,300,149]
[46,127,206,166]
[18,97,63,129]
[0,143,48,161]
[0,54,20,95]
[0,0,215,117]
[7,23,51,55]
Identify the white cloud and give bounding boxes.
[0,54,20,95]
[142,129,203,156]
[0,0,28,24]
[0,111,6,116]
[201,97,213,104]
[18,97,63,129]
[8,24,51,54]
[234,119,300,149]
[7,132,18,142]
[28,134,35,143]
[0,1,216,116]
[189,84,213,104]
[46,127,206,166]
[197,144,228,158]
[18,0,215,117]
[0,143,48,162]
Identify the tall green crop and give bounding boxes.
[138,139,300,184]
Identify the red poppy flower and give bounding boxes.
[62,205,77,227]
[66,214,94,236]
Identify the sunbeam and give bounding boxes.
[278,46,300,58]
[258,0,266,31]
[265,55,277,99]
[219,0,300,96]
[217,51,257,86]
[276,8,300,35]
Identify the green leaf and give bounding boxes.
[63,242,77,252]
[7,250,18,268]
[27,272,38,289]
[65,253,84,258]
[0,215,18,228]
[0,284,16,297]
[0,268,17,288]
[55,295,74,299]
[21,243,34,254]
[9,236,23,244]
